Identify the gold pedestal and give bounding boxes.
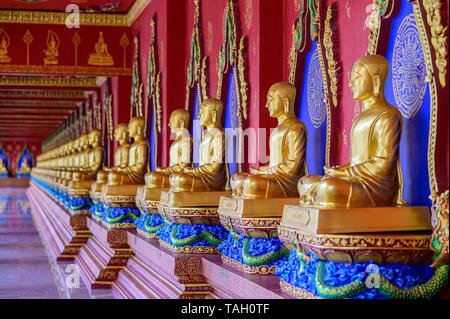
[68,180,94,195]
[278,205,433,265]
[218,196,300,238]
[159,190,231,207]
[101,184,143,208]
[136,187,164,212]
[219,196,300,218]
[281,205,432,234]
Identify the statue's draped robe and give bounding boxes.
[232,118,307,198]
[109,140,149,185]
[301,103,403,208]
[170,128,226,192]
[146,136,193,189]
[96,143,130,184]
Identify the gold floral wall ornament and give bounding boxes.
[323,4,341,107]
[200,56,209,103]
[120,32,130,68]
[185,0,207,110]
[366,0,396,55]
[43,30,60,65]
[345,0,351,18]
[22,29,33,65]
[155,72,162,133]
[294,0,301,12]
[145,16,162,169]
[0,28,12,63]
[238,36,248,120]
[207,21,213,54]
[130,34,142,119]
[244,0,253,30]
[88,31,114,66]
[422,0,447,88]
[412,2,440,197]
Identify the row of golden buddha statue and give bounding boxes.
[31,56,443,299]
[33,54,430,236]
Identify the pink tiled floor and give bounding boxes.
[0,187,93,299]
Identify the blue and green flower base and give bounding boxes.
[275,250,448,299]
[134,212,164,237]
[0,173,9,178]
[218,231,289,273]
[100,205,141,226]
[67,196,93,212]
[89,202,107,221]
[156,221,229,252]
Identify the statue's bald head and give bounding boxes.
[202,98,223,115]
[201,98,223,126]
[354,55,389,84]
[89,129,101,145]
[128,117,145,137]
[170,109,190,128]
[351,55,390,100]
[129,117,145,130]
[268,82,297,117]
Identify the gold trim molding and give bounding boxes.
[0,90,86,99]
[0,101,78,108]
[0,0,151,27]
[0,65,131,77]
[0,75,98,87]
[0,10,128,26]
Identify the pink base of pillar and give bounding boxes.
[27,183,77,261]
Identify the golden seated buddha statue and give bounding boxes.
[90,123,130,202]
[280,55,431,235]
[219,82,307,232]
[101,117,149,208]
[70,129,104,184]
[157,99,229,254]
[160,98,228,207]
[136,109,192,220]
[18,158,31,174]
[145,109,192,190]
[0,158,8,175]
[135,109,192,238]
[59,135,87,191]
[92,123,130,196]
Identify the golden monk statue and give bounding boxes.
[0,158,8,175]
[18,158,31,174]
[169,99,226,192]
[95,124,130,186]
[145,109,192,189]
[88,31,114,66]
[107,117,149,186]
[298,55,404,208]
[230,82,307,199]
[72,129,104,182]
